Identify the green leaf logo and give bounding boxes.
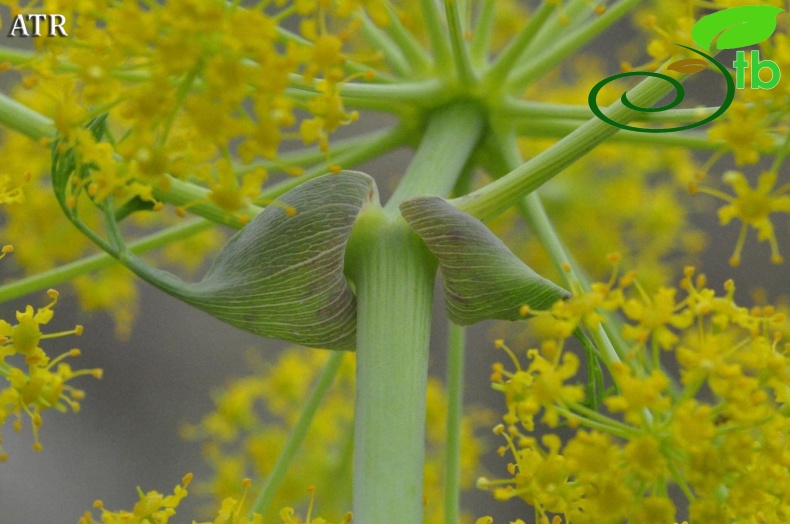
[691,5,784,51]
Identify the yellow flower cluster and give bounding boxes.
[480,266,790,523]
[627,1,790,266]
[79,474,352,524]
[182,348,491,523]
[693,170,790,266]
[0,282,101,461]
[0,0,385,220]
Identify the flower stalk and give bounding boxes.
[346,101,485,522]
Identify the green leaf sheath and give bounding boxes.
[52,154,377,350]
[399,196,569,325]
[162,171,376,350]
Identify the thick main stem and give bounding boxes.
[349,101,484,523]
[350,212,436,523]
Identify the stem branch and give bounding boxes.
[248,352,347,517]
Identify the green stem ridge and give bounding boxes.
[248,352,346,518]
[385,101,486,210]
[346,208,437,523]
[503,98,721,123]
[469,0,496,68]
[358,11,412,77]
[444,322,466,524]
[514,117,722,150]
[484,1,556,89]
[383,5,433,74]
[509,0,643,90]
[0,92,56,141]
[0,219,210,303]
[445,0,476,85]
[527,0,590,52]
[346,96,486,523]
[420,0,453,74]
[491,129,626,368]
[454,69,689,222]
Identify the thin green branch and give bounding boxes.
[484,1,556,88]
[0,45,40,65]
[150,177,263,228]
[445,0,476,84]
[508,0,643,91]
[358,11,412,77]
[469,0,496,68]
[382,4,433,74]
[236,127,403,176]
[253,125,409,203]
[0,92,56,141]
[248,352,346,518]
[499,133,632,365]
[526,0,594,54]
[453,67,697,222]
[444,322,466,524]
[385,101,486,211]
[514,117,722,149]
[285,75,445,107]
[502,98,721,123]
[0,45,150,82]
[420,0,453,73]
[484,126,628,367]
[0,218,211,303]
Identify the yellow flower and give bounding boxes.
[0,288,99,459]
[622,286,694,350]
[603,363,671,425]
[708,102,776,165]
[715,171,790,265]
[0,173,27,205]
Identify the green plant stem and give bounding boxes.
[256,126,409,202]
[383,5,432,74]
[453,69,689,222]
[508,0,642,90]
[347,208,437,524]
[489,128,627,365]
[469,0,496,68]
[235,127,399,175]
[358,11,412,77]
[285,76,444,108]
[420,0,453,75]
[0,92,56,141]
[0,218,210,302]
[527,0,589,51]
[444,322,466,524]
[0,45,38,64]
[445,0,476,85]
[503,98,721,123]
[521,193,627,365]
[347,100,483,523]
[484,1,556,89]
[151,177,263,228]
[514,116,723,150]
[248,352,346,518]
[386,101,486,210]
